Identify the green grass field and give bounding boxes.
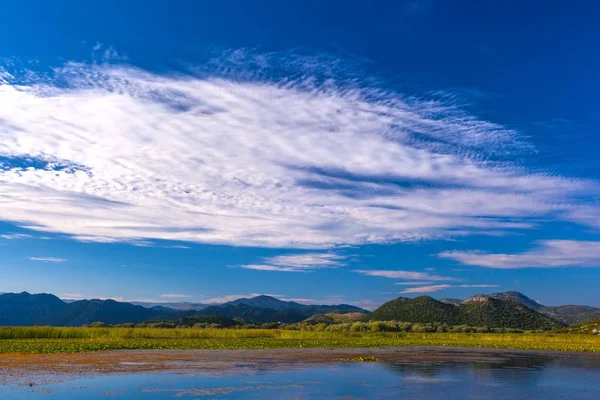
[0,327,598,354]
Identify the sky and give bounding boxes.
[1,0,600,309]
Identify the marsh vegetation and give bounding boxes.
[0,326,598,354]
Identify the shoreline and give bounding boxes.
[1,346,599,385]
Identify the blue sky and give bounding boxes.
[1,0,600,309]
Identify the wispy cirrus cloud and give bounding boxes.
[241,252,346,272]
[353,269,457,281]
[0,51,598,248]
[440,240,600,269]
[28,256,67,263]
[160,293,193,299]
[1,233,34,240]
[399,284,498,294]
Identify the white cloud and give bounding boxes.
[1,233,34,240]
[241,264,306,272]
[0,54,598,248]
[440,240,600,269]
[28,256,67,263]
[280,294,348,305]
[59,293,83,300]
[353,269,457,281]
[394,281,434,285]
[241,252,346,272]
[399,284,498,294]
[160,293,193,298]
[400,284,452,293]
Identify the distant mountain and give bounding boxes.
[197,296,367,324]
[297,304,366,315]
[487,291,600,324]
[536,305,600,325]
[302,312,367,325]
[196,304,307,324]
[441,291,600,325]
[221,295,366,316]
[0,292,185,326]
[2,291,591,328]
[54,299,177,326]
[0,292,368,326]
[223,295,303,311]
[131,301,208,311]
[0,292,67,326]
[365,295,564,330]
[440,298,463,306]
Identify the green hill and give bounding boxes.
[364,296,460,325]
[489,291,542,310]
[365,295,564,330]
[555,318,600,334]
[461,296,560,330]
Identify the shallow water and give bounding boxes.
[2,354,600,399]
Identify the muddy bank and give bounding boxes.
[1,346,598,385]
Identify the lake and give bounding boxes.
[2,350,599,399]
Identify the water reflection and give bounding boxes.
[2,353,599,399]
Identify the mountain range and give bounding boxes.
[0,292,175,326]
[191,295,365,324]
[1,291,598,328]
[130,301,208,311]
[0,292,365,326]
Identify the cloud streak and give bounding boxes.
[0,53,598,248]
[28,257,67,263]
[59,293,83,300]
[1,233,34,240]
[353,269,457,281]
[440,240,600,269]
[399,284,498,294]
[241,252,346,272]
